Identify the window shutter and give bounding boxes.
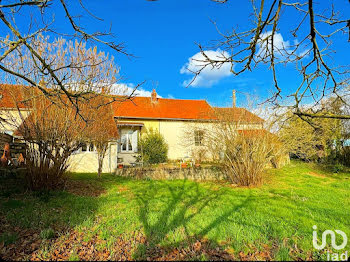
[132,130,138,152]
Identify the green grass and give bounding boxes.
[0,160,349,260]
[0,232,18,246]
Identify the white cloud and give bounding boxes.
[257,31,292,58]
[180,49,232,87]
[257,31,308,59]
[112,83,162,98]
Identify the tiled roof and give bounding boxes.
[0,84,264,124]
[112,96,214,121]
[213,107,264,124]
[0,84,31,109]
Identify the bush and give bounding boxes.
[220,132,283,186]
[139,129,168,164]
[16,94,85,191]
[207,110,286,186]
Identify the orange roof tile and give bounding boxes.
[0,84,32,109]
[0,84,264,124]
[112,96,214,121]
[214,107,264,124]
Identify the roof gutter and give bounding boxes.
[114,116,215,122]
[114,116,263,124]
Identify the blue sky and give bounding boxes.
[5,0,350,107]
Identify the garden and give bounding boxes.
[1,161,349,261]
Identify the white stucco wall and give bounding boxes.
[158,120,216,160]
[0,109,30,135]
[67,142,118,173]
[117,118,263,162]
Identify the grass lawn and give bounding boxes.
[0,161,349,260]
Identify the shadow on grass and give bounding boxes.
[0,173,122,260]
[132,179,254,260]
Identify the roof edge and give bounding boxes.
[114,116,215,122]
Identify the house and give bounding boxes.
[111,90,264,166]
[0,85,265,173]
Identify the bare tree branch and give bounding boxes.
[192,0,350,121]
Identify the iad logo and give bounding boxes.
[312,225,347,250]
[313,225,349,261]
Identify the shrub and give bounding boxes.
[219,131,283,186]
[207,109,286,186]
[139,129,168,164]
[19,98,84,191]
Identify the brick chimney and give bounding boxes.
[151,89,157,103]
[232,89,236,107]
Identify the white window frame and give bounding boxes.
[121,132,133,152]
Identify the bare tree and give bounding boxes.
[3,37,123,188]
[16,91,88,190]
[86,95,118,177]
[187,0,349,120]
[1,34,137,121]
[0,0,142,115]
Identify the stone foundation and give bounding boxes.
[115,166,227,181]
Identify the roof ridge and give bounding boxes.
[214,106,245,109]
[130,96,209,102]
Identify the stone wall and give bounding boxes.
[115,166,227,181]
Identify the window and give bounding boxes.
[80,142,96,153]
[194,130,204,146]
[81,143,87,152]
[121,131,133,152]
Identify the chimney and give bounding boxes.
[151,89,157,103]
[232,89,236,107]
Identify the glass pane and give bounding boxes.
[89,143,94,152]
[128,134,133,151]
[121,135,127,151]
[81,143,87,151]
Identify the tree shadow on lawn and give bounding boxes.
[132,179,258,260]
[131,178,342,261]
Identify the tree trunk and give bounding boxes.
[97,144,107,178]
[97,162,102,177]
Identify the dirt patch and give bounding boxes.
[118,186,129,193]
[237,243,273,261]
[0,216,42,261]
[139,237,236,261]
[308,172,327,178]
[1,225,307,261]
[31,230,146,261]
[4,226,237,261]
[31,230,111,261]
[64,180,106,197]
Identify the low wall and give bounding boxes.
[115,166,227,181]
